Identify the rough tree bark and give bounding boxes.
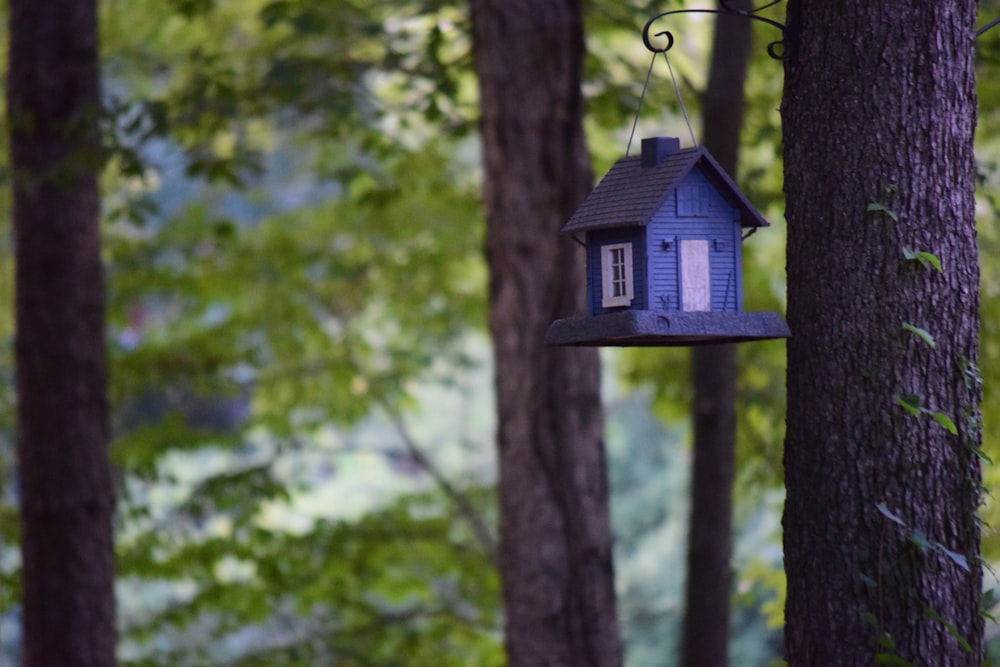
[470,1,622,665]
[680,3,752,666]
[782,2,982,664]
[8,1,117,665]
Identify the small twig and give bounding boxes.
[378,398,498,564]
[339,327,498,563]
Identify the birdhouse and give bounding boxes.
[546,136,789,346]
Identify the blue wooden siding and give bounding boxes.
[587,228,647,315]
[644,168,743,312]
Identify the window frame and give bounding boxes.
[601,242,634,308]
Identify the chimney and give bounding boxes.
[641,136,681,168]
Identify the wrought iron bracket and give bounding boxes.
[642,1,1000,60]
[642,0,788,59]
[979,16,1000,39]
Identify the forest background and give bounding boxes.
[3,0,1000,664]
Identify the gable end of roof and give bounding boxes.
[561,147,769,233]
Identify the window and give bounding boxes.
[601,243,634,308]
[677,184,708,216]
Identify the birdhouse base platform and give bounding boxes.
[545,310,790,347]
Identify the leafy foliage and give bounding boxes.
[2,0,499,661]
[117,487,501,666]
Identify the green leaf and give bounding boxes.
[922,253,943,273]
[980,588,998,622]
[901,322,935,348]
[868,201,899,222]
[876,502,906,527]
[893,396,957,435]
[958,356,983,389]
[907,530,931,552]
[925,606,974,653]
[931,411,958,435]
[970,444,993,464]
[937,545,970,572]
[902,247,943,273]
[875,652,916,666]
[894,394,923,416]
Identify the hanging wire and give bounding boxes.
[625,49,698,156]
[662,50,698,147]
[625,54,658,157]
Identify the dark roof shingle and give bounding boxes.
[561,147,769,233]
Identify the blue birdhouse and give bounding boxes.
[546,136,789,346]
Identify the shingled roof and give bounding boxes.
[561,146,769,233]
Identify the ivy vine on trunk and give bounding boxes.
[782,2,983,663]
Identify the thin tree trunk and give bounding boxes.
[782,2,982,664]
[680,6,751,667]
[8,1,116,665]
[471,1,622,665]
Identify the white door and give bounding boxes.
[680,239,711,311]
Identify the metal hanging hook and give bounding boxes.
[642,0,788,60]
[979,15,1000,39]
[642,2,1000,60]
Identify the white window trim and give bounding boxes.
[601,242,634,308]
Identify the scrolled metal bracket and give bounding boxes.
[979,16,1000,39]
[642,0,788,60]
[642,2,1000,59]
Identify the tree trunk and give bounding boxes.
[8,1,117,665]
[680,5,752,667]
[781,2,982,664]
[470,1,622,665]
